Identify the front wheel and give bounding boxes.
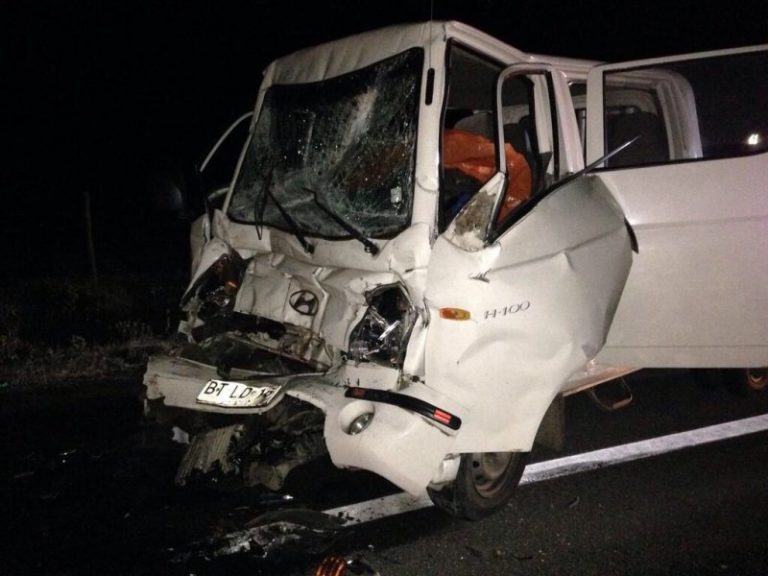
[427,451,528,520]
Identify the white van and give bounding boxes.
[143,21,768,519]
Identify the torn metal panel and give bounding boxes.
[175,424,244,485]
[171,398,329,491]
[243,399,327,491]
[445,173,506,251]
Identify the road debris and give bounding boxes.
[186,509,345,562]
[314,555,380,576]
[172,426,190,445]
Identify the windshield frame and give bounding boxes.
[225,48,425,241]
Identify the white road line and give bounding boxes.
[324,413,768,525]
[325,492,435,525]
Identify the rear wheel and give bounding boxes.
[723,367,768,395]
[744,367,768,391]
[428,451,528,520]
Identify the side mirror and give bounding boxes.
[150,164,205,221]
[153,179,186,214]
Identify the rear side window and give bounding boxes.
[603,50,768,168]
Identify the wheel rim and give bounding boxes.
[470,452,515,498]
[746,368,768,391]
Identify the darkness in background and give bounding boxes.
[2,0,765,279]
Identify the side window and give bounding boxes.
[440,45,502,232]
[603,50,768,168]
[495,70,558,225]
[569,82,587,155]
[603,85,667,168]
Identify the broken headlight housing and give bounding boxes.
[181,250,246,322]
[348,285,416,367]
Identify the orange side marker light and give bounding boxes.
[439,308,471,321]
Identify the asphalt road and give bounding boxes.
[1,369,766,575]
[339,426,768,576]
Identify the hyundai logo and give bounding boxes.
[289,290,319,316]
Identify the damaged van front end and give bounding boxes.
[143,223,462,495]
[144,28,466,497]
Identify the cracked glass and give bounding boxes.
[228,49,423,239]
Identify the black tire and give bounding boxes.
[427,451,528,520]
[744,367,768,392]
[723,367,768,395]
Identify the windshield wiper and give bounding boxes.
[262,183,314,254]
[305,187,380,255]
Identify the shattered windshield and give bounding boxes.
[228,49,423,239]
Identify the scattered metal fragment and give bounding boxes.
[172,426,190,445]
[172,398,327,491]
[175,424,244,486]
[205,509,345,560]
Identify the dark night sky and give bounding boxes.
[2,1,766,277]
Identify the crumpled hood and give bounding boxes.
[189,217,433,368]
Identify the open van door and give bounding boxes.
[424,62,633,518]
[585,46,768,368]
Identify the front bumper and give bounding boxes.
[143,355,329,414]
[143,354,460,494]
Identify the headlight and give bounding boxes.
[181,251,246,321]
[348,285,415,367]
[347,412,374,435]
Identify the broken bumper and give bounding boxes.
[143,355,327,414]
[143,355,460,494]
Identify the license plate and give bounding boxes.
[196,379,281,408]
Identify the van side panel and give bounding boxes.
[595,154,768,367]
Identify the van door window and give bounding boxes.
[601,50,768,168]
[569,82,587,155]
[439,45,503,231]
[491,69,559,231]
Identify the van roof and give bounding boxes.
[264,21,597,86]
